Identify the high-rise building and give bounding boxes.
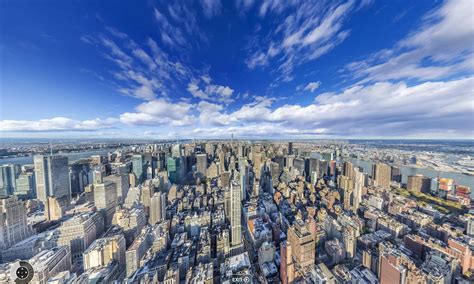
[113,207,147,246]
[343,230,356,259]
[70,161,90,195]
[0,196,33,249]
[293,158,305,176]
[287,219,316,269]
[94,181,118,227]
[167,156,183,184]
[83,234,126,275]
[104,174,130,204]
[57,212,105,270]
[437,178,454,198]
[171,143,183,158]
[0,164,18,196]
[29,247,72,284]
[316,159,329,180]
[353,167,366,213]
[407,174,431,193]
[467,215,474,237]
[325,238,346,265]
[372,163,391,189]
[379,250,407,284]
[15,171,35,198]
[46,195,69,220]
[307,158,319,184]
[288,142,293,155]
[34,155,71,207]
[230,181,242,247]
[239,158,249,201]
[132,155,144,184]
[150,192,166,225]
[342,162,354,179]
[221,171,230,188]
[253,152,263,179]
[391,166,402,183]
[196,153,207,176]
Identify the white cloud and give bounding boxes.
[192,76,474,138]
[200,0,222,18]
[187,76,235,103]
[302,81,321,92]
[187,81,210,100]
[346,0,474,82]
[205,85,234,103]
[0,117,116,132]
[154,8,186,46]
[83,26,198,102]
[247,1,355,80]
[197,101,233,126]
[120,99,195,126]
[259,0,286,17]
[235,0,255,11]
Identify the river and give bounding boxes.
[0,148,120,165]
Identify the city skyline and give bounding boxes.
[1,0,473,139]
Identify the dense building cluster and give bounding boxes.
[0,141,473,283]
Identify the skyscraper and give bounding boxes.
[94,181,118,227]
[104,174,130,205]
[132,154,144,184]
[239,158,249,201]
[343,161,354,179]
[407,174,431,193]
[150,192,165,225]
[57,212,104,270]
[372,163,391,189]
[287,219,316,269]
[167,156,182,184]
[14,171,35,198]
[353,167,366,213]
[391,166,402,183]
[69,161,90,195]
[196,153,208,176]
[0,164,18,196]
[34,155,71,203]
[230,181,242,247]
[0,195,33,249]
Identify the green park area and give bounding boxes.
[395,188,466,215]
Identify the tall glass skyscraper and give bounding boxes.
[0,164,18,196]
[230,180,242,247]
[132,154,144,184]
[167,156,182,184]
[34,155,71,203]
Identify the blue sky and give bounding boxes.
[0,0,473,139]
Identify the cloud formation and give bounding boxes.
[120,99,195,127]
[5,0,471,139]
[302,81,321,92]
[0,117,116,132]
[346,0,474,82]
[189,76,474,138]
[200,0,222,18]
[187,76,235,103]
[246,0,356,80]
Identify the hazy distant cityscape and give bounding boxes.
[0,139,473,283]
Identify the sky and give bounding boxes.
[0,0,473,139]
